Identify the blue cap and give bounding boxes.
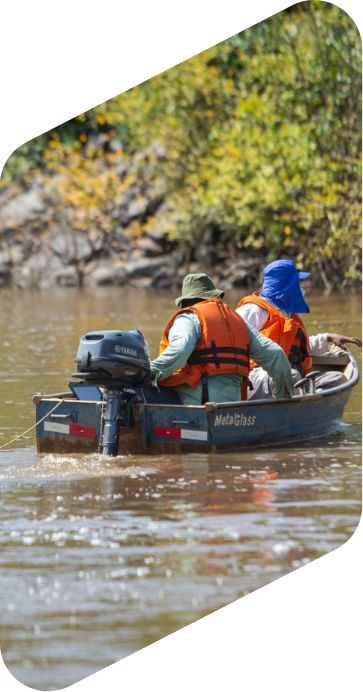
[260,260,310,314]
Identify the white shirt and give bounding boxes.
[236,302,329,398]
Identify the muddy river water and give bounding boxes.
[0,287,361,690]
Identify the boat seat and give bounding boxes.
[294,371,320,396]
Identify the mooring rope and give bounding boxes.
[0,399,63,451]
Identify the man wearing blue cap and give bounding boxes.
[237,259,361,399]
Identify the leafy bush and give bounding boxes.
[2,0,361,288]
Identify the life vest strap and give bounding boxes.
[290,344,307,356]
[201,372,209,405]
[295,328,305,340]
[187,356,249,368]
[193,345,250,357]
[188,339,249,370]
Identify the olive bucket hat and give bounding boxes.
[175,273,225,307]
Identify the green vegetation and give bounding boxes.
[2,1,361,288]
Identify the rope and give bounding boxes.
[0,399,63,451]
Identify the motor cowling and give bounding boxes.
[74,330,151,387]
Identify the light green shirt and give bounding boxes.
[150,311,293,406]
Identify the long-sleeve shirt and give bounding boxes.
[236,302,329,354]
[236,302,329,396]
[150,311,294,406]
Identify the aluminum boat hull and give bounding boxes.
[34,352,359,455]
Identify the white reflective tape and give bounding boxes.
[44,422,70,434]
[180,429,208,441]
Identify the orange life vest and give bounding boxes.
[237,293,312,377]
[159,298,250,400]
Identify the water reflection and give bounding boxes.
[0,287,361,690]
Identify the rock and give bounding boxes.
[126,197,148,220]
[118,189,143,225]
[114,163,128,178]
[121,256,167,280]
[127,248,145,261]
[144,202,172,240]
[13,251,67,290]
[111,229,131,250]
[54,266,79,287]
[133,237,164,257]
[0,267,11,286]
[85,260,122,286]
[85,133,108,152]
[51,230,93,262]
[194,228,222,268]
[0,170,279,293]
[0,245,24,266]
[220,257,263,287]
[89,249,184,286]
[150,270,181,290]
[38,174,64,197]
[108,138,123,153]
[129,276,155,289]
[145,218,167,242]
[186,262,201,274]
[0,190,45,225]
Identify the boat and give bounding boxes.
[33,337,359,455]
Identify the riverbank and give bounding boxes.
[0,177,361,293]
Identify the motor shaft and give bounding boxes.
[102,389,121,456]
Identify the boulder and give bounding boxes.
[117,189,146,226]
[126,197,148,220]
[13,251,66,289]
[133,236,164,257]
[108,138,123,153]
[220,257,263,287]
[85,133,108,152]
[194,228,222,268]
[121,256,167,280]
[0,190,45,225]
[0,245,24,266]
[51,230,93,262]
[150,270,182,290]
[85,260,122,286]
[0,266,11,286]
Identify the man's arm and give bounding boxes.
[150,313,201,385]
[143,337,151,365]
[308,333,329,355]
[236,303,268,330]
[326,333,362,352]
[247,323,294,398]
[309,333,362,355]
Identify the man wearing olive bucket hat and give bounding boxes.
[141,273,294,406]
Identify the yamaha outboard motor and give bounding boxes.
[73,330,153,456]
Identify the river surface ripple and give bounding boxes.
[0,287,361,690]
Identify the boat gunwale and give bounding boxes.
[33,351,359,412]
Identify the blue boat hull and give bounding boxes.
[34,352,358,455]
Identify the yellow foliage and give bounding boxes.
[2,0,361,286]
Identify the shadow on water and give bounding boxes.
[0,287,361,690]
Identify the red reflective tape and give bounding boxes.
[155,426,181,439]
[69,425,96,438]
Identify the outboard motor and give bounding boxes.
[73,330,153,456]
